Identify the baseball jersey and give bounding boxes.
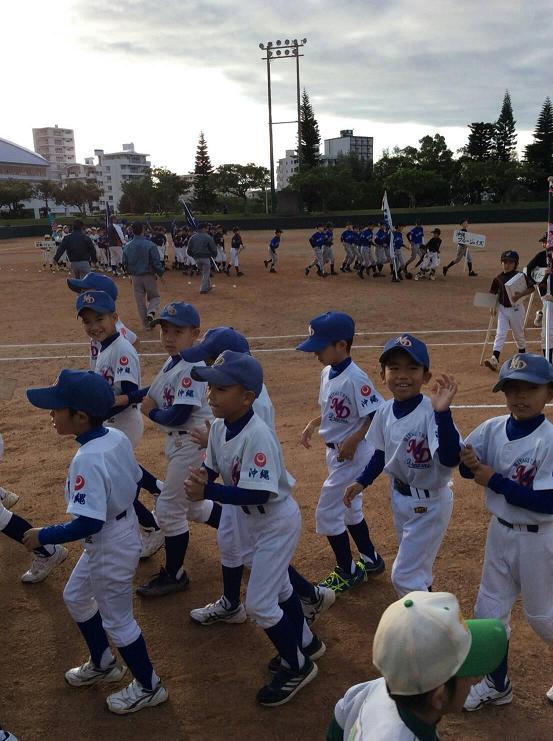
[324,229,333,245]
[269,236,280,251]
[254,384,275,429]
[375,228,387,246]
[95,334,140,393]
[231,234,243,250]
[309,232,325,248]
[392,231,404,250]
[490,270,530,308]
[318,361,383,445]
[465,415,553,525]
[65,428,142,523]
[407,226,424,245]
[359,228,373,246]
[148,357,211,433]
[334,677,431,741]
[367,396,457,490]
[90,320,137,370]
[425,237,442,254]
[341,229,356,244]
[205,413,294,503]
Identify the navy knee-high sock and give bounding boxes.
[222,565,243,608]
[327,531,354,573]
[347,519,377,561]
[139,466,161,494]
[118,634,155,690]
[133,498,159,530]
[2,512,54,557]
[288,565,316,602]
[206,502,222,529]
[165,532,189,577]
[489,642,509,690]
[265,615,302,671]
[76,611,110,668]
[279,592,306,648]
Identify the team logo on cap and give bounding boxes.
[181,377,192,388]
[395,335,412,347]
[509,355,527,371]
[119,356,129,366]
[254,452,267,467]
[213,355,225,366]
[360,385,371,396]
[308,325,315,336]
[83,294,95,304]
[74,475,85,491]
[166,304,178,316]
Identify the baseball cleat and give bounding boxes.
[139,528,164,559]
[0,729,18,741]
[463,677,513,711]
[484,356,499,372]
[136,567,189,599]
[358,554,386,577]
[469,270,478,277]
[318,563,366,594]
[534,310,543,328]
[146,311,156,326]
[300,585,336,626]
[545,684,553,703]
[268,634,326,673]
[0,487,19,509]
[257,658,318,707]
[190,596,247,626]
[442,266,448,276]
[65,658,127,687]
[21,545,68,583]
[106,679,168,715]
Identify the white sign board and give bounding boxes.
[34,240,53,250]
[505,272,528,306]
[473,292,498,309]
[453,230,487,250]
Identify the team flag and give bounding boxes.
[382,190,398,278]
[179,199,198,230]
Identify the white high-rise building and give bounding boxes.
[32,125,76,181]
[323,129,373,166]
[91,143,151,211]
[276,149,299,191]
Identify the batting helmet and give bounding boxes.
[500,250,519,265]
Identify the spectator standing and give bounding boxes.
[186,223,218,294]
[122,222,165,329]
[53,220,97,278]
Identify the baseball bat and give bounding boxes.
[210,257,221,273]
[480,311,495,366]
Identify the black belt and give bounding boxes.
[394,478,430,498]
[241,505,266,515]
[326,443,336,449]
[168,430,190,436]
[497,516,539,533]
[116,510,127,521]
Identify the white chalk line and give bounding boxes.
[0,326,543,351]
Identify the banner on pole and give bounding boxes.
[453,230,486,249]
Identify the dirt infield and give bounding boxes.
[1,223,552,740]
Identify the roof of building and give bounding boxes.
[0,137,49,166]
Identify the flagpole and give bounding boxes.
[382,191,399,281]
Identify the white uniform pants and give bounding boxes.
[408,244,421,261]
[110,245,123,267]
[343,243,355,266]
[238,497,301,628]
[360,245,375,268]
[393,249,406,269]
[390,484,453,597]
[323,244,334,264]
[419,251,440,272]
[216,246,226,264]
[63,514,142,647]
[174,247,185,263]
[312,247,324,271]
[316,439,373,536]
[475,517,553,644]
[105,406,144,449]
[375,245,389,265]
[268,247,278,266]
[157,433,213,536]
[493,304,526,353]
[230,247,240,267]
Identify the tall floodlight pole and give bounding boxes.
[259,38,307,214]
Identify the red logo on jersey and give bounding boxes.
[181,377,192,388]
[360,385,371,397]
[74,475,85,490]
[512,464,536,487]
[254,452,267,467]
[406,438,431,464]
[330,397,350,419]
[119,356,129,366]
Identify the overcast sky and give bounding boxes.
[3,0,552,173]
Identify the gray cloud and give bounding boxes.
[75,0,552,129]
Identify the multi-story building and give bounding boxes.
[276,149,299,191]
[91,143,151,211]
[322,129,373,166]
[32,125,76,182]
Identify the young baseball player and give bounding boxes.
[172,227,187,271]
[391,225,407,281]
[323,222,337,275]
[227,226,244,277]
[23,369,168,715]
[327,590,507,740]
[405,220,424,277]
[0,726,17,741]
[373,222,388,276]
[483,250,528,372]
[185,350,319,706]
[443,219,478,277]
[339,223,356,272]
[264,229,282,273]
[344,334,461,597]
[297,312,385,593]
[305,225,327,278]
[136,302,221,598]
[357,223,376,279]
[460,353,553,710]
[183,328,335,628]
[414,228,441,281]
[214,225,226,272]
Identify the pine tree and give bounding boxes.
[525,97,553,173]
[463,122,496,161]
[299,89,321,168]
[193,131,216,212]
[494,91,517,162]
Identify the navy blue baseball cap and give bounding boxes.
[26,369,115,418]
[500,250,519,264]
[296,312,355,352]
[493,353,553,392]
[76,291,116,316]
[67,272,118,300]
[380,334,430,369]
[181,327,250,363]
[151,302,200,328]
[191,350,263,398]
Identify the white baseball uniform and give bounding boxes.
[89,320,137,371]
[61,427,144,648]
[148,357,213,536]
[366,396,455,596]
[493,304,526,353]
[205,412,300,628]
[95,334,143,448]
[465,415,553,644]
[317,361,383,536]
